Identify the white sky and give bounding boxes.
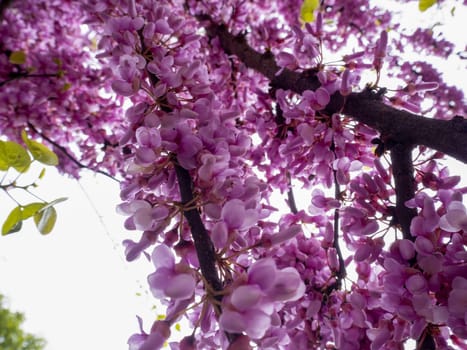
[0,2,466,350]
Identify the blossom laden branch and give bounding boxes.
[389,144,437,350]
[173,164,223,295]
[0,73,58,88]
[204,19,467,163]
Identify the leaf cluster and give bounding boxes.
[0,131,66,235]
[0,295,46,350]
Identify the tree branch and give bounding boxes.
[204,20,467,163]
[389,144,436,348]
[331,142,346,286]
[27,122,119,183]
[136,28,240,341]
[286,172,298,214]
[0,73,58,88]
[138,27,223,296]
[343,97,467,163]
[174,164,240,344]
[390,144,417,241]
[174,164,223,294]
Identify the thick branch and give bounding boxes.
[390,144,417,241]
[174,164,223,294]
[206,20,467,163]
[390,145,436,348]
[343,96,467,163]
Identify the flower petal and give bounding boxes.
[164,273,196,300]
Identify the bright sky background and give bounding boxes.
[0,2,466,350]
[0,171,158,350]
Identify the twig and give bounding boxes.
[27,122,120,183]
[0,73,58,88]
[286,172,298,214]
[330,141,346,287]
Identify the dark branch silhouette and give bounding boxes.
[203,19,467,163]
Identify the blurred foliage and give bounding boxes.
[0,294,46,350]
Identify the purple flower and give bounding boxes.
[219,259,305,339]
[221,199,258,231]
[440,201,467,232]
[148,244,196,300]
[448,277,467,337]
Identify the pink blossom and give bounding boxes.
[220,259,305,339]
[140,320,171,350]
[439,201,467,232]
[448,277,467,338]
[300,88,330,111]
[148,244,196,300]
[221,199,258,231]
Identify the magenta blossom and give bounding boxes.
[148,244,196,300]
[219,258,305,339]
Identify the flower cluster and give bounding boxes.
[220,258,305,339]
[0,0,125,177]
[2,0,465,349]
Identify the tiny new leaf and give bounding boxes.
[34,206,57,235]
[21,130,59,166]
[2,206,23,235]
[9,51,26,65]
[300,0,319,23]
[0,140,31,172]
[419,0,437,12]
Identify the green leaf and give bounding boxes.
[21,202,46,220]
[0,147,8,171]
[34,206,57,235]
[300,0,319,22]
[2,206,22,235]
[61,82,72,92]
[419,0,437,12]
[0,140,31,172]
[21,131,59,166]
[9,51,26,65]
